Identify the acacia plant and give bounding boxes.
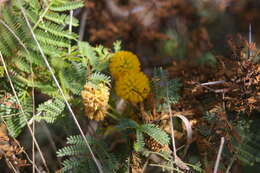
[0,0,186,172]
[2,0,259,173]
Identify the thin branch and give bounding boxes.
[32,118,36,173]
[200,80,226,86]
[141,157,149,173]
[166,83,176,173]
[7,160,20,173]
[79,8,88,41]
[40,121,58,152]
[30,42,36,173]
[226,155,236,173]
[214,137,225,173]
[167,87,177,157]
[68,10,73,54]
[248,23,252,58]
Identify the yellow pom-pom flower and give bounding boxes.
[109,51,141,79]
[81,83,110,121]
[115,72,150,103]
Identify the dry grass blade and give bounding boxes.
[174,114,192,158]
[166,82,177,160]
[175,114,192,142]
[166,79,191,171]
[248,24,252,58]
[214,137,225,173]
[201,80,226,86]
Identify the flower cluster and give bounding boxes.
[115,72,150,103]
[109,51,150,103]
[109,51,140,79]
[81,83,110,121]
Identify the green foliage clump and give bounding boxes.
[161,30,187,59]
[57,135,119,173]
[233,118,260,167]
[116,119,170,152]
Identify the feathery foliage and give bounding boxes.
[233,118,260,166]
[117,119,170,152]
[0,0,84,100]
[139,124,170,145]
[79,41,113,72]
[152,67,181,111]
[89,72,111,86]
[57,135,119,173]
[34,98,65,123]
[0,92,32,137]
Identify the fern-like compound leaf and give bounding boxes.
[67,135,92,145]
[79,41,98,67]
[37,21,78,40]
[35,29,70,48]
[89,72,111,86]
[0,93,32,137]
[34,98,65,123]
[50,1,84,12]
[140,124,170,145]
[60,63,86,95]
[57,135,119,172]
[44,11,79,26]
[61,158,82,173]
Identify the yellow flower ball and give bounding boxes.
[109,51,141,79]
[81,83,110,121]
[115,72,150,103]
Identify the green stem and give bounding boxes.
[108,105,125,119]
[107,112,119,121]
[149,164,184,173]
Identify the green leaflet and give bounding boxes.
[134,129,145,152]
[50,1,84,11]
[79,41,97,68]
